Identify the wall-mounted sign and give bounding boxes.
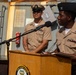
[16,65,30,75]
[14,9,26,27]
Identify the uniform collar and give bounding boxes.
[59,22,76,33]
[30,20,45,26]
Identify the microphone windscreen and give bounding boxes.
[45,21,52,27]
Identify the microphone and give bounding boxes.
[35,21,52,30]
[50,5,56,8]
[45,21,52,27]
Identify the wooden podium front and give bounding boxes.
[9,50,71,75]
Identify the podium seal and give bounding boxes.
[16,66,30,75]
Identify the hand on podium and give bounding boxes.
[25,50,30,53]
[25,50,37,54]
[42,51,56,55]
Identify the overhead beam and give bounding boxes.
[0,0,57,2]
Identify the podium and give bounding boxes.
[9,50,72,75]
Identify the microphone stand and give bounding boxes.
[0,20,52,74]
[0,24,46,75]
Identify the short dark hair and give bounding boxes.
[64,11,76,21]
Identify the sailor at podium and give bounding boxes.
[44,2,76,75]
